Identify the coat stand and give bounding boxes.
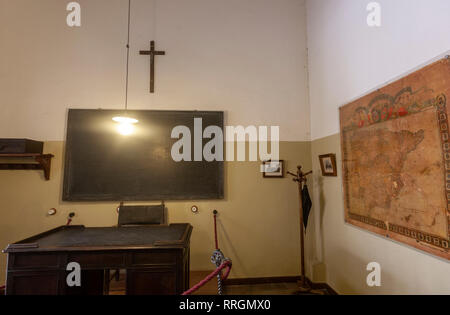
[287,165,314,294]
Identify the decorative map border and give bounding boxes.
[436,94,450,244]
[348,213,387,230]
[342,86,437,133]
[343,93,450,252]
[389,223,449,249]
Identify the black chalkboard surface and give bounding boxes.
[63,109,224,201]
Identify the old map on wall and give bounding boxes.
[340,57,450,260]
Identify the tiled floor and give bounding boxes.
[109,271,329,295]
[189,271,301,295]
[109,271,223,295]
[0,271,328,295]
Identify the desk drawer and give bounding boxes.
[131,250,178,266]
[9,253,60,269]
[6,270,61,295]
[67,252,125,268]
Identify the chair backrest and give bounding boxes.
[118,204,165,226]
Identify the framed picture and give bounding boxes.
[262,160,284,178]
[319,154,337,177]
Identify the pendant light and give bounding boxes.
[113,0,138,135]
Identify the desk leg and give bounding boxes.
[104,269,110,295]
[185,249,190,291]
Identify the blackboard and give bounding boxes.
[63,109,224,201]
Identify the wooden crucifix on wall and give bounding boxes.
[139,41,165,93]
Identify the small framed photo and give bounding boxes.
[262,160,284,178]
[319,154,337,177]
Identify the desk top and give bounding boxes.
[3,224,192,253]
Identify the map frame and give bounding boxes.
[340,57,450,260]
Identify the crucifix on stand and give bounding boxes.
[139,41,165,93]
[287,165,317,294]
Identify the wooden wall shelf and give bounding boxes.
[0,154,54,180]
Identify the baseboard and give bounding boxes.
[305,279,338,295]
[224,276,338,295]
[224,275,302,285]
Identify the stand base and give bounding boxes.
[292,280,326,295]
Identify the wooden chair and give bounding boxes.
[118,203,166,226]
[105,202,166,294]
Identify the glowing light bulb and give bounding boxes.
[112,116,138,136]
[112,116,138,124]
[117,122,134,136]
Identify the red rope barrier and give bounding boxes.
[66,212,75,226]
[213,211,219,250]
[181,260,232,296]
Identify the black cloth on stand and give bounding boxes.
[302,184,312,229]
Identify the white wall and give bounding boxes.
[0,0,310,141]
[307,0,450,140]
[307,0,450,294]
[311,134,450,294]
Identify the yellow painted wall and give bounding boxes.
[0,141,312,284]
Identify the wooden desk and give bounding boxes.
[3,224,192,295]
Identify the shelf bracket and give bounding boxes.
[0,153,54,181]
[35,154,53,180]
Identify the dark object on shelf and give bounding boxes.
[0,139,43,154]
[0,153,54,180]
[3,223,192,295]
